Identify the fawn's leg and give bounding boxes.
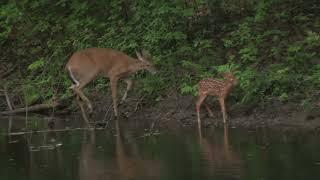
[196,94,207,128]
[223,123,232,160]
[121,79,133,102]
[219,97,227,123]
[204,102,214,117]
[110,78,119,117]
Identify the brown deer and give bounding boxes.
[66,48,157,118]
[196,72,239,127]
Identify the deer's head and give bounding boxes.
[136,50,157,74]
[222,72,239,86]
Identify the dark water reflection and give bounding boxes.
[1,116,320,180]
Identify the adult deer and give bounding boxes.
[66,48,156,117]
[196,72,239,127]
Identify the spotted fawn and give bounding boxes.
[196,72,239,127]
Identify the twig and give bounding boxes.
[134,95,146,112]
[0,65,17,79]
[103,103,113,122]
[3,86,14,139]
[138,132,161,138]
[3,86,13,111]
[24,90,28,126]
[8,127,93,136]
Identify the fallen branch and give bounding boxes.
[0,101,60,115]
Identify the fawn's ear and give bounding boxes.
[220,72,229,77]
[221,72,235,78]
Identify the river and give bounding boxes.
[0,115,320,180]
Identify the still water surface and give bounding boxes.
[0,116,320,180]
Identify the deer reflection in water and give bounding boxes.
[115,120,161,179]
[198,125,243,179]
[79,120,161,180]
[79,131,110,180]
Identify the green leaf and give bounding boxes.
[28,58,45,71]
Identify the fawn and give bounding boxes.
[196,72,239,127]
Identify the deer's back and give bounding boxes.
[199,78,225,95]
[67,48,135,76]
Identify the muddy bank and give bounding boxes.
[84,91,320,130]
[2,89,320,130]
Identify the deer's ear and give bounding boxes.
[222,72,233,77]
[141,49,151,58]
[136,51,144,61]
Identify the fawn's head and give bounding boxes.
[222,72,239,86]
[136,50,157,74]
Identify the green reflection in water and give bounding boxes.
[0,117,320,180]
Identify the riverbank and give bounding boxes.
[84,92,320,131]
[1,89,320,130]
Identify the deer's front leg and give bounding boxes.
[219,97,228,123]
[121,79,133,103]
[110,78,119,117]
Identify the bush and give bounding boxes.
[1,0,319,108]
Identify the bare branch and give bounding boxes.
[0,101,60,115]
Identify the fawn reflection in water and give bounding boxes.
[198,124,243,179]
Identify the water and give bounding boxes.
[1,116,320,180]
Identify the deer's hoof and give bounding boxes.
[88,112,93,118]
[87,104,93,113]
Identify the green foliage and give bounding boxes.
[1,0,320,108]
[27,58,45,71]
[180,83,198,96]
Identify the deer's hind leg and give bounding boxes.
[110,77,119,117]
[75,95,91,127]
[68,67,95,114]
[73,87,93,114]
[218,97,228,123]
